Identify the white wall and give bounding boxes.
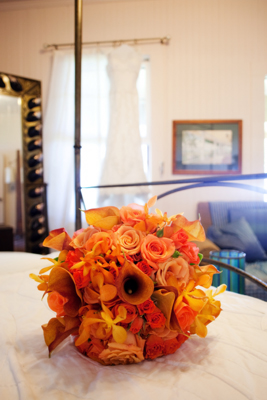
[0,0,266,221]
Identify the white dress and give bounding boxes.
[98,44,149,206]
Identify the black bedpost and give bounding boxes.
[74,0,82,231]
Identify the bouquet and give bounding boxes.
[30,196,226,365]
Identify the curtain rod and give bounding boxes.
[43,36,171,50]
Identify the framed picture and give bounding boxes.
[172,120,242,175]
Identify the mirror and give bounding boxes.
[0,72,49,254]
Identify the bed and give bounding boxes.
[1,251,267,400]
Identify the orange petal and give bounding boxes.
[172,215,206,242]
[100,284,117,302]
[163,226,175,238]
[147,195,157,209]
[43,228,73,251]
[133,220,146,232]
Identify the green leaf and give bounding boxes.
[198,253,203,263]
[156,228,164,238]
[54,257,59,262]
[172,250,181,258]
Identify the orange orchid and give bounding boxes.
[174,280,208,313]
[194,264,221,289]
[189,285,226,338]
[75,304,127,346]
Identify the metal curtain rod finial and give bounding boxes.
[43,36,171,50]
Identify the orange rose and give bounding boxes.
[141,234,176,269]
[69,226,101,249]
[136,260,153,275]
[174,301,197,332]
[120,205,146,226]
[47,291,68,317]
[145,334,165,359]
[99,332,144,365]
[129,316,144,334]
[116,225,144,255]
[170,229,189,249]
[149,326,178,340]
[145,307,166,329]
[137,299,156,315]
[163,337,182,355]
[179,242,200,264]
[156,257,190,291]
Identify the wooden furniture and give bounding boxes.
[0,224,13,251]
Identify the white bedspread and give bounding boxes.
[0,252,267,400]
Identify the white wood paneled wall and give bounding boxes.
[0,0,267,220]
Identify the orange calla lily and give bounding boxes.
[43,228,73,251]
[48,267,83,317]
[83,206,121,229]
[42,316,80,356]
[171,215,206,242]
[152,288,180,331]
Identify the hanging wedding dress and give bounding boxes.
[98,44,149,207]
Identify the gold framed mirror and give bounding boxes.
[0,72,49,254]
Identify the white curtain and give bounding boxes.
[43,49,109,235]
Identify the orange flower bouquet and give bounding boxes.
[30,197,226,365]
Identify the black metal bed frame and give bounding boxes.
[80,173,267,293]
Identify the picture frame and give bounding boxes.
[172,120,242,175]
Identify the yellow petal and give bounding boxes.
[70,261,85,270]
[29,273,44,283]
[101,302,114,320]
[212,284,227,296]
[155,208,163,217]
[83,317,104,327]
[194,317,208,338]
[112,324,127,343]
[39,263,56,274]
[197,274,212,288]
[185,294,207,312]
[113,305,127,323]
